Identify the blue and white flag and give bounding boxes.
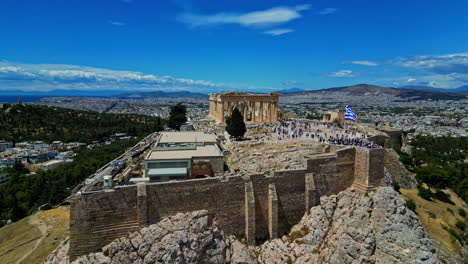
[345,105,356,121]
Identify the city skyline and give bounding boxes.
[1,0,468,93]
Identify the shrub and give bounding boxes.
[427,211,436,219]
[455,220,466,231]
[446,208,454,215]
[433,190,454,205]
[418,185,433,201]
[288,226,310,242]
[392,180,401,193]
[442,224,464,245]
[406,199,417,213]
[459,208,466,218]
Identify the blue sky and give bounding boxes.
[1,0,468,93]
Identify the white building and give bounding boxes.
[142,132,224,182]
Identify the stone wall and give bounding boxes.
[69,147,385,260]
[69,187,139,259]
[193,156,224,176]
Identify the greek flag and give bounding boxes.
[345,105,356,121]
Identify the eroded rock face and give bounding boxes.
[255,187,436,264]
[44,237,70,264]
[384,149,418,189]
[47,187,438,264]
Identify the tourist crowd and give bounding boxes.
[250,119,382,149]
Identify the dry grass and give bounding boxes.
[287,225,310,243]
[400,188,466,257]
[22,206,70,264]
[0,206,70,264]
[0,216,42,264]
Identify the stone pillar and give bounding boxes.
[271,103,275,121]
[251,102,256,122]
[268,102,272,122]
[220,101,225,123]
[268,184,278,239]
[305,173,320,212]
[243,105,248,123]
[137,183,147,227]
[352,148,385,193]
[259,102,264,122]
[245,180,256,245]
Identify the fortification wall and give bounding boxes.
[145,176,246,234]
[69,147,384,260]
[69,187,139,259]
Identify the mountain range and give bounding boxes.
[283,84,467,101]
[399,85,468,93]
[0,84,466,101]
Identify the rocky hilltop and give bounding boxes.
[45,187,437,264]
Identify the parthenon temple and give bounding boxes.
[208,92,280,123]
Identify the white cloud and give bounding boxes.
[0,61,280,92]
[349,60,378,66]
[318,8,337,15]
[109,21,126,26]
[379,73,468,89]
[282,81,302,86]
[177,5,310,28]
[263,28,294,36]
[391,52,468,74]
[327,70,357,78]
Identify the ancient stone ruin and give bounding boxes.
[69,147,385,260]
[208,91,280,123]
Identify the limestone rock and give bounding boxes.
[54,188,439,264]
[71,210,228,264]
[256,187,437,264]
[44,237,70,264]
[384,149,418,189]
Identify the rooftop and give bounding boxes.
[146,144,223,160]
[148,168,187,176]
[158,132,218,144]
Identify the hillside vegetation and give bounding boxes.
[400,188,466,262]
[398,136,468,203]
[0,104,163,143]
[0,139,140,224]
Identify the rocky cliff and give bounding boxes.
[45,187,437,264]
[384,149,418,189]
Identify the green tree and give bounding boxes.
[226,108,246,140]
[416,166,450,190]
[168,103,187,131]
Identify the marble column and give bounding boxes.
[220,101,225,123]
[260,102,263,122]
[243,104,248,123]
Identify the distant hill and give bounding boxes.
[0,89,209,99]
[0,89,125,97]
[285,84,467,101]
[275,87,305,94]
[400,85,468,93]
[115,90,208,99]
[0,104,163,143]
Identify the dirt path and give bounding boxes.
[15,214,48,264]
